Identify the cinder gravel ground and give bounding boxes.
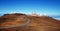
[0,14,60,31]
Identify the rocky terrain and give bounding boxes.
[0,13,60,31]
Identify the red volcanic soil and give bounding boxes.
[0,13,60,31]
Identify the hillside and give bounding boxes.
[0,13,60,31]
[27,16,60,31]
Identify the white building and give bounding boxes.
[31,11,47,16]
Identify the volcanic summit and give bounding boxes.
[0,13,60,31]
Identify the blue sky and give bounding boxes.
[0,0,60,16]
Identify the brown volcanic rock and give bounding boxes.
[0,13,60,31]
[0,13,27,28]
[0,13,26,23]
[27,16,60,31]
